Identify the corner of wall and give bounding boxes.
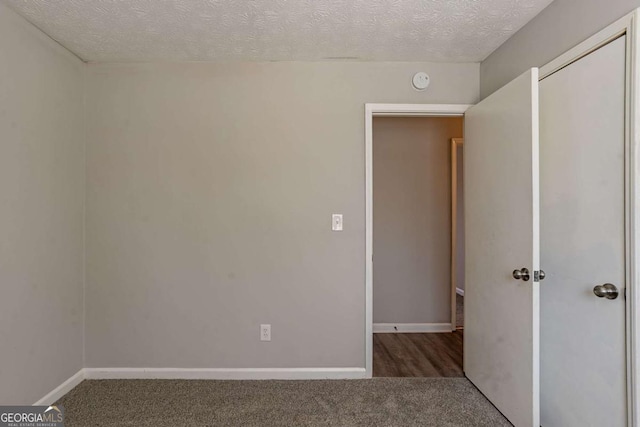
[81,61,88,370]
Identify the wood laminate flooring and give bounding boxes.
[456,294,464,328]
[373,332,464,377]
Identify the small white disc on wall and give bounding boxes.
[412,72,430,91]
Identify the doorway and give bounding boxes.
[370,114,466,377]
[365,104,472,380]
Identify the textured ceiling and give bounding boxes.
[2,0,554,63]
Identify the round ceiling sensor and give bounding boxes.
[412,72,430,91]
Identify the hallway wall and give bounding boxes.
[373,117,463,324]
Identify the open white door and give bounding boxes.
[464,68,540,427]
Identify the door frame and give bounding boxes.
[450,137,464,331]
[539,9,640,426]
[364,103,473,377]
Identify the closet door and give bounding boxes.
[464,68,540,427]
[540,35,627,426]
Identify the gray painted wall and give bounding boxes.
[480,0,640,98]
[0,3,85,404]
[84,62,478,368]
[372,117,463,324]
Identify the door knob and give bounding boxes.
[513,268,530,281]
[593,283,619,300]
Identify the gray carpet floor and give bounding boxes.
[56,378,510,426]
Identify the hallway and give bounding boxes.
[373,332,464,377]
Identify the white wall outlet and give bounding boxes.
[332,214,343,231]
[260,324,271,341]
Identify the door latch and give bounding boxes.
[513,268,545,282]
[534,270,546,282]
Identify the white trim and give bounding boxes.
[456,287,465,297]
[539,10,640,426]
[33,369,85,406]
[627,10,640,427]
[451,137,464,331]
[373,323,452,333]
[367,103,472,117]
[365,103,473,378]
[84,368,366,380]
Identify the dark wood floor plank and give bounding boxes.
[372,334,401,377]
[419,333,463,376]
[409,334,458,377]
[375,333,436,377]
[395,334,441,377]
[373,332,464,378]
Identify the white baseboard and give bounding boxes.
[456,287,465,296]
[84,367,367,380]
[33,366,366,403]
[373,323,452,333]
[34,369,85,406]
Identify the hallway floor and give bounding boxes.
[457,293,464,328]
[373,331,464,377]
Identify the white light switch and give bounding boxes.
[332,214,343,231]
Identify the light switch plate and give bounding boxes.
[332,214,343,231]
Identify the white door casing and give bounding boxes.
[464,68,540,427]
[364,103,473,377]
[451,138,464,330]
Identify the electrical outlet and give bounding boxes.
[260,324,271,341]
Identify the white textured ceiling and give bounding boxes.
[2,0,554,63]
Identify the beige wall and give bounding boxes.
[0,3,85,404]
[84,62,478,368]
[480,0,640,98]
[372,117,463,324]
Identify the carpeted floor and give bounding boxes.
[56,378,510,426]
